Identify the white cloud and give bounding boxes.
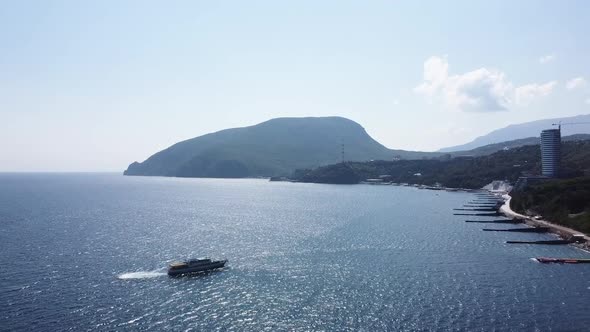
[414,56,511,112]
[414,56,450,96]
[514,81,557,106]
[539,54,555,64]
[566,77,587,90]
[414,56,557,112]
[586,98,590,105]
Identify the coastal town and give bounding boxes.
[292,124,590,258]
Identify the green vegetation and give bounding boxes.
[295,140,590,189]
[510,177,590,234]
[297,145,539,187]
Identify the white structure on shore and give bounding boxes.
[540,128,561,177]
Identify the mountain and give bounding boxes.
[439,114,590,152]
[450,134,590,157]
[124,117,438,178]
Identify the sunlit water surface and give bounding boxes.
[1,174,589,331]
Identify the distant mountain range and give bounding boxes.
[439,114,590,152]
[451,134,590,157]
[124,117,435,178]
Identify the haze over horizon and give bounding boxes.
[1,1,590,171]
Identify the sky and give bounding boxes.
[1,0,590,171]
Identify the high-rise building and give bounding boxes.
[540,128,561,177]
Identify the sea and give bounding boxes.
[1,173,589,331]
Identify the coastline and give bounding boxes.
[499,193,590,252]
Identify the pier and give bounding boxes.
[506,240,574,245]
[482,227,550,233]
[457,191,589,263]
[454,212,500,216]
[536,257,590,264]
[465,219,524,224]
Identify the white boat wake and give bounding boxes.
[117,270,167,280]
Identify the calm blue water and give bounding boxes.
[1,174,590,331]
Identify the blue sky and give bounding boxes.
[1,1,589,171]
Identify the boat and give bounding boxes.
[167,258,227,276]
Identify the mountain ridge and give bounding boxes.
[439,114,590,152]
[450,134,590,157]
[124,116,438,178]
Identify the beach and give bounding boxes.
[499,193,590,251]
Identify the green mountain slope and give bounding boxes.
[124,117,438,178]
[295,140,590,188]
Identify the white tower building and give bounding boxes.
[540,128,561,177]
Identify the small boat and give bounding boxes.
[167,258,227,276]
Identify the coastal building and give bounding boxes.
[540,128,561,177]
